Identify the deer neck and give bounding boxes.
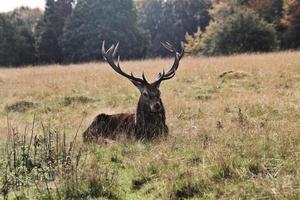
[135,98,166,139]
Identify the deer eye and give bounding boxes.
[143,92,149,98]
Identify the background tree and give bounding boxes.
[184,27,203,55]
[14,24,37,65]
[137,0,164,57]
[62,0,148,62]
[186,2,279,55]
[10,7,43,65]
[212,0,283,25]
[281,0,300,49]
[0,14,18,66]
[36,0,73,63]
[246,0,283,24]
[10,7,43,32]
[0,12,37,67]
[138,0,212,57]
[1,0,300,67]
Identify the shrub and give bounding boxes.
[185,27,203,56]
[186,3,279,56]
[5,101,37,113]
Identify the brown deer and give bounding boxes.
[83,41,184,142]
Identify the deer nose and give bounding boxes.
[154,102,161,110]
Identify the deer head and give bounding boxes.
[101,41,184,113]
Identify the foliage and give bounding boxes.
[246,0,284,24]
[281,0,300,49]
[191,3,279,55]
[0,13,36,67]
[216,0,284,23]
[138,0,212,57]
[62,0,148,62]
[36,0,73,63]
[10,7,43,32]
[185,27,203,55]
[0,0,300,66]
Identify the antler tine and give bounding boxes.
[107,44,115,54]
[152,42,184,85]
[142,73,148,83]
[102,41,149,85]
[102,41,107,59]
[113,42,119,57]
[161,42,176,53]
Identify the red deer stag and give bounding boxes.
[83,41,184,142]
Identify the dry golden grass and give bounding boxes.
[0,51,300,199]
[1,51,299,135]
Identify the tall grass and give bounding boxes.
[0,51,300,199]
[1,116,84,199]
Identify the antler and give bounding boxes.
[152,42,185,86]
[102,41,149,85]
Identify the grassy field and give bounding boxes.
[0,51,300,199]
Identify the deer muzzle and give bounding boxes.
[150,101,162,112]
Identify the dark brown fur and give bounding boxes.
[83,91,168,142]
[135,97,168,140]
[83,113,135,142]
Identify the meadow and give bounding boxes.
[0,51,300,199]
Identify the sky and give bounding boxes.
[0,0,45,12]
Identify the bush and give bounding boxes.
[185,27,203,56]
[5,100,37,113]
[186,3,279,56]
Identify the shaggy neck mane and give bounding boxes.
[135,97,168,140]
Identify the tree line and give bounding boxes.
[0,0,299,67]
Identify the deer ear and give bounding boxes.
[131,81,144,92]
[153,81,161,89]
